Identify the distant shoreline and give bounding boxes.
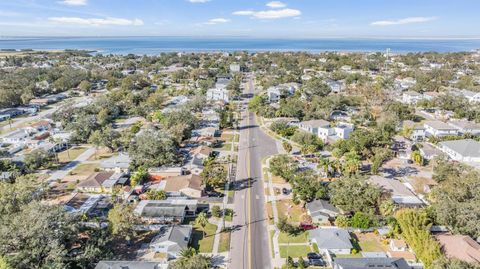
[1,37,479,55]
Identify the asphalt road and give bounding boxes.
[230,78,278,269]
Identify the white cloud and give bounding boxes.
[234,8,301,19]
[371,16,437,26]
[188,0,211,3]
[232,11,255,16]
[48,17,144,26]
[59,0,87,6]
[266,1,286,8]
[204,18,230,25]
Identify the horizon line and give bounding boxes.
[2,35,480,40]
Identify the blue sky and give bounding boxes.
[0,0,479,38]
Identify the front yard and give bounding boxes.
[279,245,312,258]
[189,222,218,253]
[58,146,88,163]
[276,199,305,223]
[278,231,309,244]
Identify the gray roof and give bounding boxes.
[440,139,480,158]
[150,225,192,251]
[100,153,131,169]
[300,119,330,128]
[309,228,352,250]
[306,199,340,215]
[95,261,162,269]
[134,199,198,218]
[333,257,411,269]
[424,120,457,131]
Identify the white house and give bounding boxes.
[1,129,31,145]
[402,91,425,104]
[299,119,330,135]
[149,225,192,260]
[424,121,458,137]
[229,63,241,72]
[266,84,296,103]
[317,122,354,142]
[326,79,345,93]
[448,120,480,135]
[309,228,353,255]
[206,87,230,103]
[460,89,480,103]
[439,139,480,162]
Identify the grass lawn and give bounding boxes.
[271,175,287,184]
[58,146,88,163]
[355,233,386,252]
[234,134,239,143]
[189,222,217,253]
[221,142,232,151]
[218,231,231,253]
[69,163,100,176]
[278,231,309,244]
[266,202,274,225]
[269,230,275,257]
[279,245,311,258]
[220,133,234,142]
[276,199,305,223]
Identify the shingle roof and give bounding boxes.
[77,171,115,188]
[300,119,330,128]
[333,257,411,269]
[150,225,192,251]
[440,139,480,158]
[309,228,352,250]
[164,174,204,192]
[95,261,161,269]
[424,120,457,130]
[436,234,480,263]
[306,199,340,215]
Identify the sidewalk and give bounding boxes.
[47,146,96,183]
[264,156,283,267]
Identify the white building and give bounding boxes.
[229,63,241,72]
[326,79,345,93]
[402,91,426,104]
[439,139,480,162]
[149,225,192,260]
[266,83,297,103]
[206,87,230,103]
[424,121,458,137]
[449,120,480,135]
[459,89,480,103]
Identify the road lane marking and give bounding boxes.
[247,110,252,269]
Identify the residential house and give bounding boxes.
[299,119,330,135]
[333,258,411,269]
[402,120,426,141]
[315,121,354,142]
[157,174,204,198]
[435,234,480,264]
[418,142,446,160]
[306,199,340,223]
[149,225,192,260]
[76,171,125,193]
[370,176,423,207]
[460,89,480,103]
[326,79,345,93]
[192,126,218,137]
[95,261,163,269]
[402,91,425,105]
[206,87,230,103]
[449,120,480,135]
[64,193,103,215]
[1,129,31,145]
[309,228,353,255]
[148,167,186,181]
[387,239,417,263]
[439,139,480,162]
[424,121,458,137]
[188,146,214,175]
[266,84,296,103]
[100,153,131,173]
[134,199,198,223]
[229,63,241,72]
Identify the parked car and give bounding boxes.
[282,188,289,195]
[307,252,321,260]
[206,191,224,197]
[309,259,325,266]
[300,222,317,230]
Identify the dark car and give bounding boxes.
[309,259,325,266]
[307,252,321,260]
[282,188,289,195]
[206,191,224,198]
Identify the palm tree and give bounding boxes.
[195,212,209,237]
[178,247,197,259]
